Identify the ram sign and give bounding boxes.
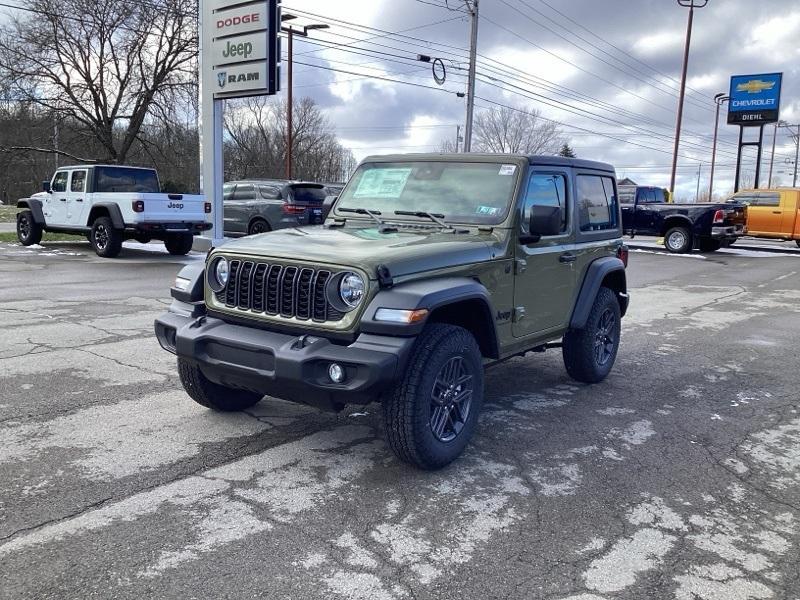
[727,73,782,126]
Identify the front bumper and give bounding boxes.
[155,310,414,411]
[711,224,745,239]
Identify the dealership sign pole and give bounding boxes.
[200,0,280,244]
[727,73,782,192]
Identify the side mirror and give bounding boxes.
[42,181,51,193]
[321,195,338,220]
[520,205,562,244]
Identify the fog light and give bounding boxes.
[328,363,345,383]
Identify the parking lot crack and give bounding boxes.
[0,496,113,544]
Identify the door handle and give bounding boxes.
[772,211,781,214]
[75,198,83,202]
[59,198,67,202]
[559,253,577,264]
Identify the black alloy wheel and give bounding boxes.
[594,308,617,367]
[429,356,475,443]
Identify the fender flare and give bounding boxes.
[88,202,125,229]
[570,257,627,330]
[660,215,693,236]
[360,276,499,356]
[16,199,45,225]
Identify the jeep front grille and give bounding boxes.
[217,260,344,322]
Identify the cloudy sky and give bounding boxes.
[280,0,800,198]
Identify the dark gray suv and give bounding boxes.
[223,180,328,236]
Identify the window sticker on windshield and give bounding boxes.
[353,168,412,199]
[498,164,516,176]
[476,205,500,216]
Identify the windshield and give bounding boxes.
[618,186,636,205]
[95,167,160,193]
[335,161,519,225]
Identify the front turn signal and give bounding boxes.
[374,308,429,324]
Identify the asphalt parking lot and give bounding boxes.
[1,239,799,600]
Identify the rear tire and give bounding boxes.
[796,240,800,248]
[383,323,484,470]
[90,216,122,258]
[16,210,43,246]
[698,238,722,252]
[664,226,693,253]
[562,287,621,384]
[164,233,194,255]
[248,219,271,236]
[178,359,263,411]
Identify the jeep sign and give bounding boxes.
[211,33,268,67]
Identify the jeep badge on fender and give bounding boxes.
[155,153,629,470]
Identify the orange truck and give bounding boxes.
[727,188,800,247]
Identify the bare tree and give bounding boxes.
[225,96,355,183]
[473,105,564,155]
[0,0,198,164]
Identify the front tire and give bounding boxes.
[17,210,42,246]
[178,359,263,411]
[383,324,484,470]
[562,287,621,384]
[90,216,122,258]
[164,233,194,255]
[664,226,693,253]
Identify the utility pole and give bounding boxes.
[708,93,727,199]
[670,0,708,195]
[695,162,702,202]
[777,122,800,187]
[767,121,778,188]
[463,0,479,153]
[282,17,329,179]
[455,125,461,153]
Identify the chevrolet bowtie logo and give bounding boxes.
[736,79,775,94]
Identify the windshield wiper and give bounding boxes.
[394,210,453,230]
[338,207,385,226]
[338,207,398,233]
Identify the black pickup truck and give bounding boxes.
[619,185,746,253]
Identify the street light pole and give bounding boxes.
[669,0,708,196]
[281,17,329,180]
[708,92,727,199]
[463,0,479,153]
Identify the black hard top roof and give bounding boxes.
[361,152,614,173]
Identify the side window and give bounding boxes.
[654,188,666,203]
[577,175,618,232]
[646,189,657,203]
[259,185,282,200]
[70,171,87,193]
[223,184,235,200]
[755,193,780,207]
[522,173,568,233]
[52,171,68,193]
[232,184,256,201]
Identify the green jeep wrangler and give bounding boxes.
[155,154,629,469]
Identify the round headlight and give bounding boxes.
[209,257,229,292]
[339,272,365,308]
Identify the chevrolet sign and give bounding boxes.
[728,73,782,126]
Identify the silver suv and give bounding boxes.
[223,180,328,236]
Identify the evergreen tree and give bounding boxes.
[558,143,576,158]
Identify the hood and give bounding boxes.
[217,225,503,279]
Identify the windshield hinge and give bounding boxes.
[376,264,394,288]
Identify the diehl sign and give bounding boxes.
[727,73,782,126]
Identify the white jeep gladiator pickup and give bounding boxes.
[16,165,211,257]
